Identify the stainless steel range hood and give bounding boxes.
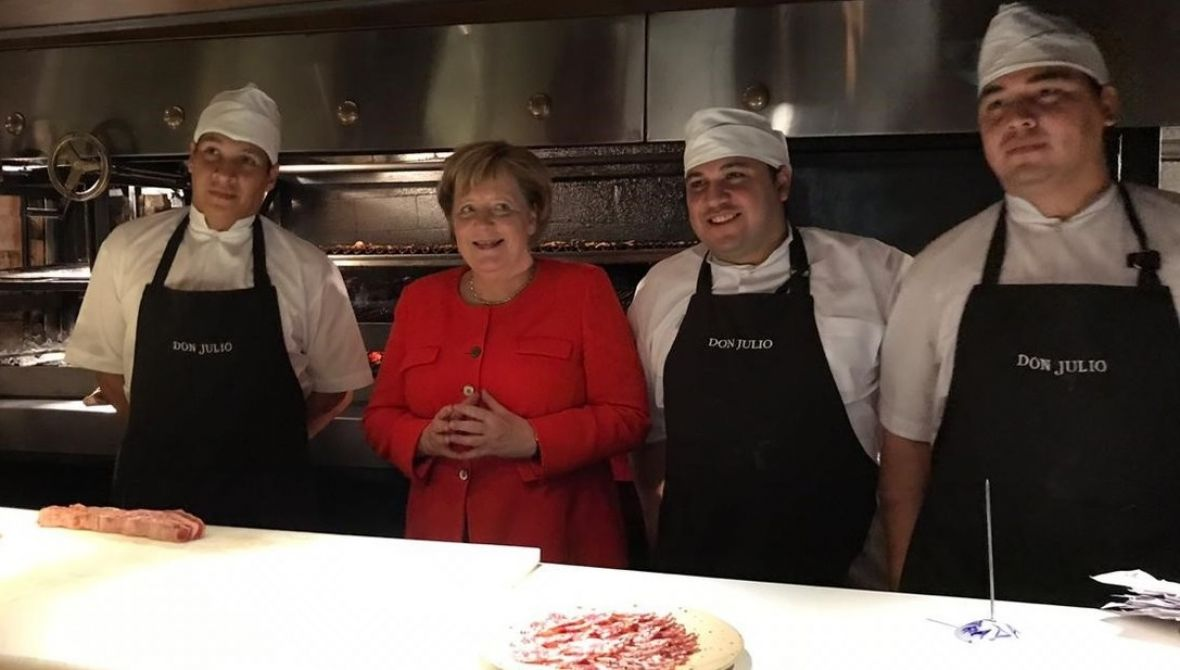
[0,14,648,159]
[0,0,1177,164]
[0,1,783,47]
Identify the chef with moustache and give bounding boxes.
[879,3,1180,606]
[66,84,371,530]
[628,108,910,586]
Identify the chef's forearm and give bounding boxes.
[306,390,351,438]
[95,372,129,416]
[878,430,933,590]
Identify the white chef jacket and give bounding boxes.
[880,183,1180,444]
[628,227,912,460]
[66,206,373,399]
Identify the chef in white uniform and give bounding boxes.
[628,107,909,586]
[66,84,372,530]
[879,3,1180,606]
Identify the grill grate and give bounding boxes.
[322,240,696,256]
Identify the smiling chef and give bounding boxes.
[878,3,1180,607]
[628,107,910,586]
[65,84,371,530]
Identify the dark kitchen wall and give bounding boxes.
[787,134,1001,255]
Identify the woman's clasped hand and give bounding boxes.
[416,389,538,460]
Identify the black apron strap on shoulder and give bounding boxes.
[1117,184,1162,289]
[981,204,1008,286]
[695,254,714,295]
[151,215,191,287]
[778,226,811,294]
[250,216,272,288]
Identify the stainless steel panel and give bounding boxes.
[1164,127,1180,162]
[0,0,324,29]
[0,15,645,159]
[1164,127,1180,195]
[0,399,389,467]
[648,0,1180,139]
[0,366,94,398]
[0,399,122,457]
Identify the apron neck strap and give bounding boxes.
[694,253,714,293]
[1117,183,1162,289]
[780,226,811,294]
[249,217,271,288]
[981,204,1008,286]
[151,215,190,287]
[694,227,811,295]
[151,214,271,288]
[981,184,1161,289]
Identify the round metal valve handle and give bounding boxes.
[47,132,111,202]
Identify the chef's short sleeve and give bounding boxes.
[865,240,914,318]
[304,260,373,393]
[628,269,675,445]
[65,231,128,375]
[878,267,943,443]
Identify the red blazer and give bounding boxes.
[363,260,649,567]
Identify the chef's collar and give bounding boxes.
[707,227,793,270]
[1004,184,1117,228]
[188,206,257,240]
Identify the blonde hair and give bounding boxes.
[437,141,552,240]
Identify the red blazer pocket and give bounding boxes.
[400,345,440,372]
[515,336,573,360]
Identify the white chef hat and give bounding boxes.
[977,2,1109,93]
[192,84,282,164]
[683,107,790,175]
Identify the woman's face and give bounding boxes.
[450,172,537,276]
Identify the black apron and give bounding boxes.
[902,185,1180,607]
[657,230,878,585]
[112,214,319,531]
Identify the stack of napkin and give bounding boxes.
[1092,570,1180,620]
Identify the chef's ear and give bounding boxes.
[1099,84,1120,127]
[185,142,197,173]
[774,165,792,202]
[265,162,280,191]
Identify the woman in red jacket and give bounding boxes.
[363,141,650,568]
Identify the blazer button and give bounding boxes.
[459,469,470,481]
[462,384,475,397]
[470,346,482,358]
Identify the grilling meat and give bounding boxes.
[322,240,696,255]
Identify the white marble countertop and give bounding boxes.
[510,563,1180,669]
[0,507,537,669]
[2,506,1177,670]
